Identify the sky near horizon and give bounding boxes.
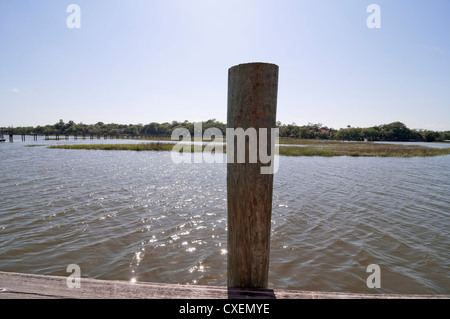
[0,0,449,130]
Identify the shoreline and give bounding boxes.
[47,139,450,158]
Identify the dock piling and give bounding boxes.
[227,62,279,289]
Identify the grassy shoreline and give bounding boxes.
[48,140,450,157]
[48,142,175,152]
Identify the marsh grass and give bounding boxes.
[49,142,174,151]
[49,141,450,157]
[279,138,345,145]
[48,142,225,153]
[279,142,450,157]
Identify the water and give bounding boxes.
[374,141,450,149]
[0,137,449,294]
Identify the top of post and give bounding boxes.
[229,62,279,73]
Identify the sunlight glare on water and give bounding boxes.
[0,138,449,294]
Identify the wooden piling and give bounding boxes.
[227,62,279,289]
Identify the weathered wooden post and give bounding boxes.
[227,62,279,289]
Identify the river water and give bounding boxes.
[0,137,449,294]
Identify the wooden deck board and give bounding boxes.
[0,271,448,299]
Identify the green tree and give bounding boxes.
[379,122,417,141]
[336,127,363,141]
[362,127,381,141]
[54,119,65,133]
[422,130,441,142]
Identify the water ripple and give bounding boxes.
[0,140,449,293]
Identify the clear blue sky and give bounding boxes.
[1,0,449,130]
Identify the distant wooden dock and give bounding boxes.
[0,271,447,299]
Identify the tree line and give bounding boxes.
[4,119,450,142]
[279,121,450,142]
